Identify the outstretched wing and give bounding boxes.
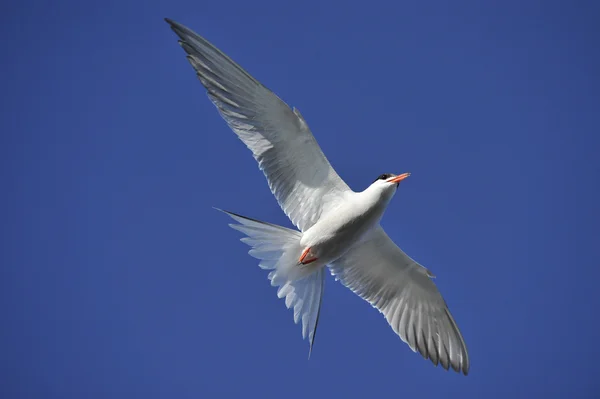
[329,227,470,375]
[166,19,350,232]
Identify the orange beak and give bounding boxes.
[386,172,411,184]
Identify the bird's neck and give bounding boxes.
[352,186,394,225]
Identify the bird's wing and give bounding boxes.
[166,19,351,231]
[329,227,470,374]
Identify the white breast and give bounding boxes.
[300,185,396,264]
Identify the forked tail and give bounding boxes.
[216,208,324,357]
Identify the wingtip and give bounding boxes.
[164,18,181,36]
[213,207,236,216]
[164,18,184,33]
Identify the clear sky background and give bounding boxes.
[2,1,599,398]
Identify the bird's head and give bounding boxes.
[369,172,411,197]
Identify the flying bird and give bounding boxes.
[165,18,469,375]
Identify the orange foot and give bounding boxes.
[299,247,318,265]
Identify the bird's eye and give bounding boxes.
[374,174,390,183]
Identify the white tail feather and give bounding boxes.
[217,208,324,357]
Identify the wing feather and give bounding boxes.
[329,227,470,375]
[167,19,350,231]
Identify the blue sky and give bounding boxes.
[2,1,599,398]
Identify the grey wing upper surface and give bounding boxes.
[329,227,470,375]
[166,19,350,232]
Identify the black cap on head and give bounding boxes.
[373,173,396,183]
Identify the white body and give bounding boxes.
[167,18,470,375]
[300,182,395,270]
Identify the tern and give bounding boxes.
[166,18,469,375]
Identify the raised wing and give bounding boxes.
[329,227,470,375]
[166,19,350,231]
